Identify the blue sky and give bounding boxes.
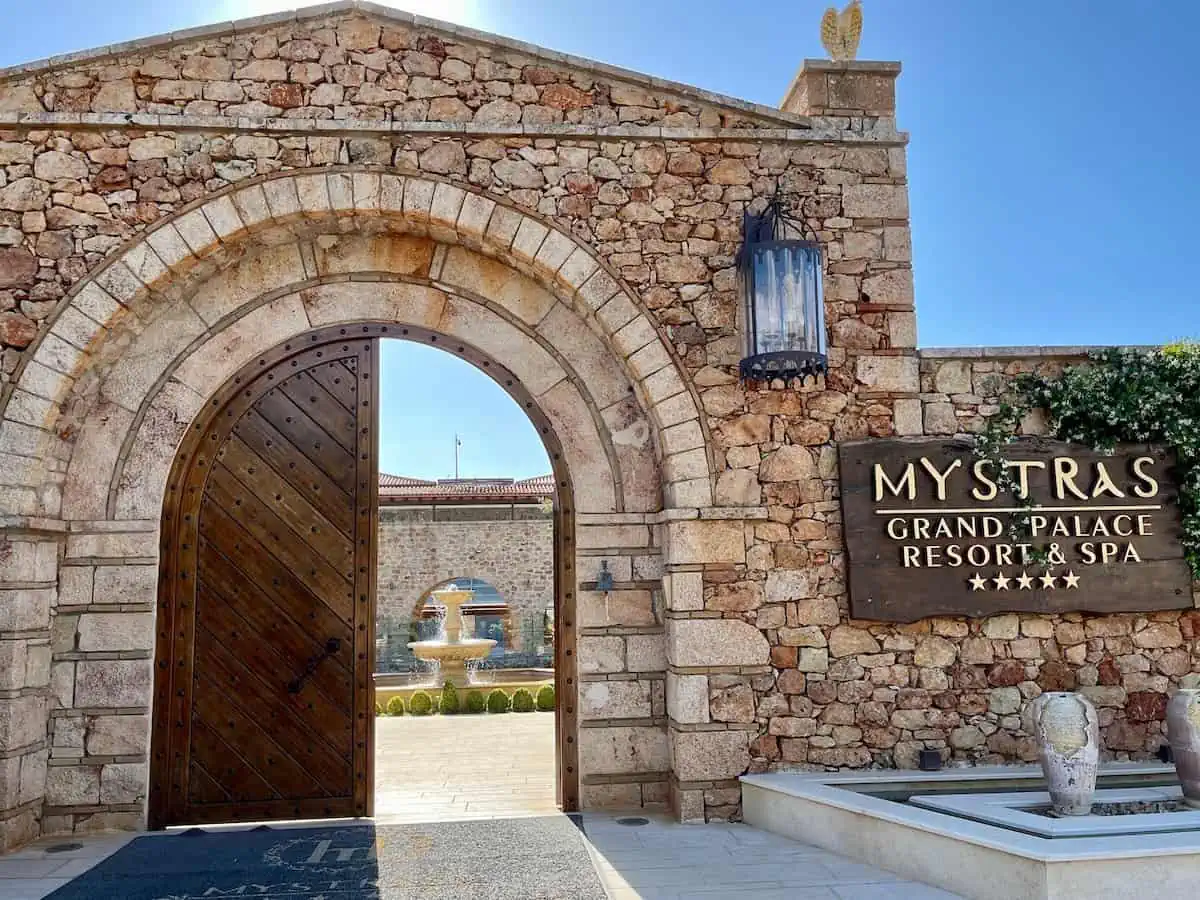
[4,1,1196,478]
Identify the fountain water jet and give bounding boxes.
[407,584,497,686]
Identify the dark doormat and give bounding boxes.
[45,815,606,900]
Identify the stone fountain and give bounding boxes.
[407,584,497,686]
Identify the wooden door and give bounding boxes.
[150,327,380,828]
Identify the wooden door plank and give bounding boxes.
[253,389,356,495]
[308,360,359,412]
[234,409,354,535]
[189,718,278,804]
[194,589,354,757]
[206,465,352,607]
[198,505,351,636]
[187,760,233,805]
[195,626,353,790]
[220,433,354,556]
[214,442,354,572]
[199,542,353,680]
[352,338,379,818]
[193,674,328,799]
[197,577,353,715]
[279,372,356,455]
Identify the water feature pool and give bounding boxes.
[742,763,1200,900]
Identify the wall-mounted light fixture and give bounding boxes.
[596,560,614,593]
[738,196,827,382]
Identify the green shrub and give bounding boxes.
[385,695,405,716]
[486,689,511,713]
[375,701,384,716]
[408,691,433,716]
[512,688,536,712]
[465,691,486,714]
[439,680,460,715]
[536,684,555,711]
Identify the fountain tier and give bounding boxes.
[407,585,497,686]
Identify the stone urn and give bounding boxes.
[1167,689,1200,808]
[1025,692,1100,817]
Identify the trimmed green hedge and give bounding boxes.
[439,681,460,715]
[465,690,486,713]
[512,688,535,712]
[536,684,555,711]
[385,696,405,716]
[486,689,511,713]
[408,691,434,716]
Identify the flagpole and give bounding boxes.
[454,433,460,479]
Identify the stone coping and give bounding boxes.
[910,786,1200,838]
[0,0,813,129]
[919,345,1159,360]
[0,111,905,145]
[741,764,1200,862]
[0,516,69,535]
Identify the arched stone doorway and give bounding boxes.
[2,167,711,836]
[150,321,578,827]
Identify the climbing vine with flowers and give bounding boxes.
[973,343,1200,577]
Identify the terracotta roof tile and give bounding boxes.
[378,473,553,503]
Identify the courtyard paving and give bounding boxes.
[0,713,961,899]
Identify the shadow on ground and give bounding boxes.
[43,816,605,900]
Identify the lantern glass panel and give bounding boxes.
[748,242,823,356]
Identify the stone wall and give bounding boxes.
[0,5,910,835]
[0,2,1189,842]
[375,504,554,668]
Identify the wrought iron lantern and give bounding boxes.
[737,197,827,382]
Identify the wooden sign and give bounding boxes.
[838,438,1193,622]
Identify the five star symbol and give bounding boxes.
[967,570,1082,591]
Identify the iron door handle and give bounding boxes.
[287,637,341,694]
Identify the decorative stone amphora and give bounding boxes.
[1025,692,1100,817]
[1167,689,1200,808]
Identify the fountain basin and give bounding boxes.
[742,763,1200,900]
[407,637,496,686]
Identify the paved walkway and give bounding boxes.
[0,713,961,899]
[375,711,559,822]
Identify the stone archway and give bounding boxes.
[0,168,713,837]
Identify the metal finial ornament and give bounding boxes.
[821,1,863,61]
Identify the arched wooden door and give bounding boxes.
[149,326,380,828]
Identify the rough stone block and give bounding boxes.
[0,588,52,632]
[46,765,100,806]
[666,673,709,724]
[579,725,669,775]
[92,566,157,607]
[0,695,47,750]
[665,571,703,612]
[73,660,151,709]
[100,762,145,804]
[580,681,652,720]
[579,636,625,675]
[77,613,154,653]
[626,634,666,672]
[671,729,749,781]
[665,521,744,565]
[667,619,768,668]
[856,356,918,392]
